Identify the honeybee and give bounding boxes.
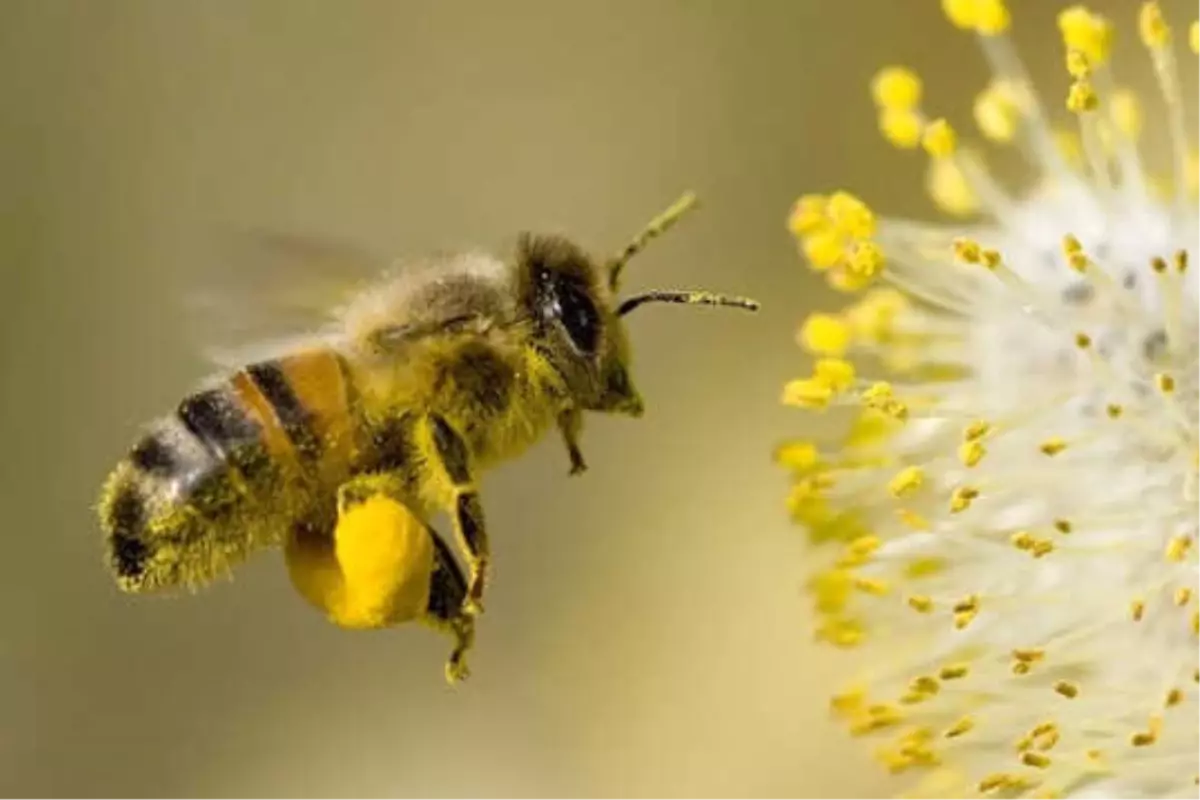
[98,192,758,682]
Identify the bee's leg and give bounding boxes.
[557,408,587,476]
[424,531,475,684]
[425,415,490,616]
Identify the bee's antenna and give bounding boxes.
[616,290,760,317]
[607,192,700,291]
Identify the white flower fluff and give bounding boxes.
[779,3,1198,797]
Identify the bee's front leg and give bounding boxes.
[424,415,490,617]
[557,408,588,476]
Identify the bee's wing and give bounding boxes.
[186,230,391,368]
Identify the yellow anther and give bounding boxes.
[1053,519,1072,535]
[1074,332,1092,349]
[774,440,819,471]
[1130,729,1157,747]
[1175,249,1189,273]
[1155,373,1175,393]
[848,535,882,556]
[1165,535,1192,562]
[949,485,979,513]
[1065,50,1091,80]
[1037,731,1060,751]
[1086,748,1104,761]
[953,595,979,614]
[954,610,977,629]
[954,238,983,264]
[941,0,977,29]
[888,466,925,498]
[921,119,957,158]
[904,557,944,579]
[1058,6,1113,64]
[872,67,922,110]
[1165,687,1184,707]
[1174,587,1192,606]
[782,378,833,409]
[907,595,934,613]
[800,313,851,356]
[1067,252,1089,272]
[862,381,893,404]
[1054,128,1084,166]
[927,156,979,216]
[1012,661,1031,676]
[830,687,865,716]
[963,420,991,442]
[979,773,1027,793]
[980,249,1001,270]
[910,675,940,695]
[1062,233,1083,255]
[1010,531,1036,551]
[1192,611,1198,636]
[801,227,847,270]
[1030,721,1057,738]
[827,192,876,238]
[1110,89,1142,140]
[1054,681,1079,699]
[1130,599,1146,621]
[787,195,827,237]
[945,717,974,738]
[1022,752,1051,769]
[879,107,924,149]
[1139,1,1170,49]
[854,576,890,596]
[1039,438,1068,456]
[1191,21,1198,54]
[1031,540,1054,558]
[958,440,986,467]
[939,663,969,680]
[847,241,886,278]
[813,358,855,392]
[897,509,930,531]
[1015,734,1034,752]
[1067,80,1098,113]
[1151,255,1168,273]
[1013,648,1045,663]
[1105,403,1123,419]
[973,81,1020,142]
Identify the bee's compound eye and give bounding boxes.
[548,277,602,355]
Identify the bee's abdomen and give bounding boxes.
[100,349,356,592]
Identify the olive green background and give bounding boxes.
[0,0,1187,796]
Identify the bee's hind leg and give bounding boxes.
[424,530,475,684]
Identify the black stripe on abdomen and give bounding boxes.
[245,361,322,460]
[106,482,151,583]
[178,387,261,459]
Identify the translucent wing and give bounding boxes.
[185,229,391,368]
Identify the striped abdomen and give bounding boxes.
[99,349,358,592]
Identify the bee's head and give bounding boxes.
[516,193,758,418]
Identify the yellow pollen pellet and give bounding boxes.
[1013,648,1045,663]
[1022,752,1051,769]
[1131,599,1146,621]
[1074,332,1092,349]
[907,595,934,613]
[950,486,979,513]
[1138,1,1169,49]
[1058,7,1113,64]
[1165,688,1184,707]
[800,313,851,356]
[872,67,922,110]
[958,440,986,467]
[1105,403,1123,419]
[1111,89,1142,140]
[1039,438,1068,456]
[1166,536,1192,562]
[1156,373,1175,393]
[922,119,957,157]
[939,663,969,680]
[1067,80,1098,113]
[827,192,876,238]
[1175,587,1192,606]
[945,716,974,738]
[889,466,925,498]
[1054,681,1079,699]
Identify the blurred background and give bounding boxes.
[0,0,1187,796]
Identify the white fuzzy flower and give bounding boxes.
[779,3,1198,797]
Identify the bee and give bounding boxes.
[98,192,758,682]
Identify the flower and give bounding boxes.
[779,2,1198,796]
